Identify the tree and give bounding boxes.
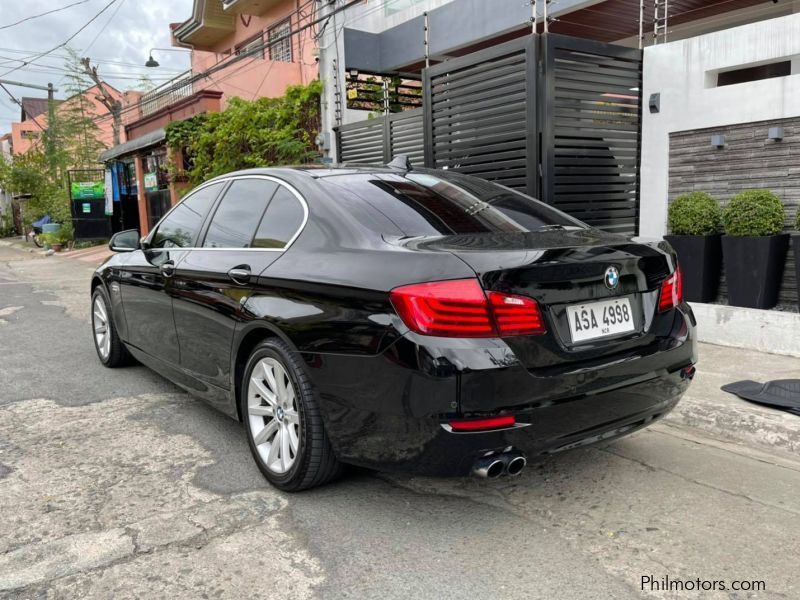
[80,56,122,147]
[4,48,112,231]
[0,151,71,226]
[131,75,156,93]
[49,48,109,168]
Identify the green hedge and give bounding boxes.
[667,192,722,236]
[722,189,785,237]
[795,207,800,231]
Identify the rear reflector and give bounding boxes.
[448,415,516,432]
[390,279,545,338]
[658,265,684,312]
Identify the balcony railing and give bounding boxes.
[139,70,194,118]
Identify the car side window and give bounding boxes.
[152,183,223,248]
[252,186,305,249]
[203,179,279,248]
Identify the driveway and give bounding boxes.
[0,243,798,599]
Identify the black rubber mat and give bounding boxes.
[721,380,800,416]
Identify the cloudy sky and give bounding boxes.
[0,0,194,133]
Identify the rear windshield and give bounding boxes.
[320,171,582,237]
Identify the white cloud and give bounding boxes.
[0,0,194,133]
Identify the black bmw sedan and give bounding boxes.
[91,163,696,491]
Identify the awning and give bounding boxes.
[98,127,166,163]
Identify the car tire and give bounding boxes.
[91,286,131,368]
[241,338,342,492]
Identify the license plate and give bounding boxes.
[566,297,635,343]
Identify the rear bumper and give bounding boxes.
[302,306,696,476]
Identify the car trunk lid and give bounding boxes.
[393,229,675,369]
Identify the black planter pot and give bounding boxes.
[664,234,722,303]
[721,234,789,309]
[794,236,800,312]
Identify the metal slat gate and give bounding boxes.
[334,34,642,235]
[423,37,537,195]
[541,34,642,235]
[336,108,424,166]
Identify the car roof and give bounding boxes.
[202,164,429,184]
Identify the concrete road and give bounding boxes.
[1,242,798,599]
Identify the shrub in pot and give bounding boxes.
[721,189,788,309]
[665,191,723,302]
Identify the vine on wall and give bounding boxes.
[165,80,322,187]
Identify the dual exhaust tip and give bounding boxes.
[473,452,526,479]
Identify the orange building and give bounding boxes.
[8,86,124,156]
[101,0,319,236]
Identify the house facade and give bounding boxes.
[317,0,799,308]
[8,86,123,157]
[100,0,318,236]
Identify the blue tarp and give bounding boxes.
[32,215,51,228]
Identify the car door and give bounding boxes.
[119,181,224,365]
[171,176,306,394]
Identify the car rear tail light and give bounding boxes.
[390,278,545,338]
[448,415,515,432]
[658,265,683,312]
[487,291,546,336]
[390,279,494,337]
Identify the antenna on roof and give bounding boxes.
[386,154,412,172]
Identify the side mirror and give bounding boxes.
[109,229,141,252]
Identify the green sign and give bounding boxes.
[70,180,105,200]
[82,203,91,214]
[144,172,159,191]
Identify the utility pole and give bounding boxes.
[80,57,122,147]
[46,83,56,162]
[0,78,58,160]
[0,79,57,131]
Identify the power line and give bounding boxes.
[0,82,48,133]
[0,47,184,71]
[84,0,128,53]
[8,0,366,137]
[0,0,120,78]
[127,0,361,119]
[87,0,339,127]
[0,55,177,79]
[0,0,93,31]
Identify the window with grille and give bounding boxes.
[235,33,265,60]
[268,19,292,63]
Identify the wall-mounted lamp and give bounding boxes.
[768,126,784,141]
[711,134,725,149]
[648,93,660,114]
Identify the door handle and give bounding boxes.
[160,261,175,277]
[228,267,251,285]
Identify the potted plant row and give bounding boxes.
[721,189,788,310]
[665,192,723,303]
[666,190,790,310]
[795,209,800,312]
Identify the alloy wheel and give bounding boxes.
[92,295,111,361]
[247,357,301,474]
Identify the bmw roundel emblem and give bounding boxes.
[604,266,620,290]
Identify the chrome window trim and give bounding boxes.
[146,174,309,253]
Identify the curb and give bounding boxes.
[665,394,800,458]
[690,302,800,358]
[664,342,800,458]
